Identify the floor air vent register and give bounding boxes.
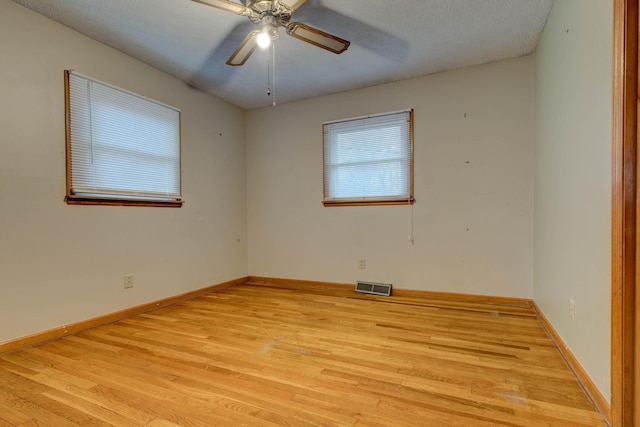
[355,281,392,296]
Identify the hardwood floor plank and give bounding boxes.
[0,397,34,425]
[0,388,82,426]
[0,283,606,425]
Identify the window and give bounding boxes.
[64,70,182,207]
[323,109,414,206]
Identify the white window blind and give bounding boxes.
[323,109,413,205]
[66,71,181,204]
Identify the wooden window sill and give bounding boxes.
[65,196,183,208]
[322,198,415,207]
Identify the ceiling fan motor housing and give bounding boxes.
[247,0,275,13]
[247,0,292,25]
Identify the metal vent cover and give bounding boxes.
[355,281,392,296]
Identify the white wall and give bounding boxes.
[534,0,612,401]
[0,0,247,344]
[247,57,535,298]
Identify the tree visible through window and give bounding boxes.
[323,109,414,206]
[65,70,182,207]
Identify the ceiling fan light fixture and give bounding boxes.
[257,30,272,49]
[257,15,280,50]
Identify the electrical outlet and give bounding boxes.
[124,274,134,289]
[569,298,575,320]
[358,259,366,269]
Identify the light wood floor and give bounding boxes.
[0,282,606,426]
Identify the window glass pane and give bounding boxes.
[332,161,406,198]
[66,71,181,203]
[323,110,413,204]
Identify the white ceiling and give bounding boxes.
[11,0,554,110]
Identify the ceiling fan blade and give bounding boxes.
[273,0,308,13]
[226,30,259,66]
[286,22,350,54]
[192,0,250,15]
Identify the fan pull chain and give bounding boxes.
[265,40,277,106]
[266,52,271,97]
[271,41,276,106]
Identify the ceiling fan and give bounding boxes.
[193,0,351,66]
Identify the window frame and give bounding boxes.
[322,109,415,207]
[64,70,183,208]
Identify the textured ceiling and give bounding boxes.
[11,0,554,110]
